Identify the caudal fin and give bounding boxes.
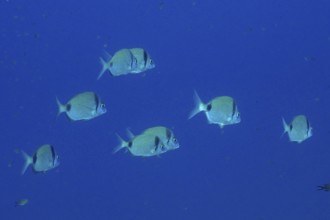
[126,128,135,139]
[97,57,110,80]
[112,133,128,154]
[188,90,205,119]
[21,150,32,175]
[281,117,289,138]
[56,97,66,116]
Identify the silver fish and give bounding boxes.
[129,48,155,74]
[318,184,330,192]
[142,126,179,153]
[113,133,164,157]
[282,115,312,143]
[21,144,59,175]
[56,91,106,121]
[97,49,137,79]
[15,199,29,207]
[189,91,240,128]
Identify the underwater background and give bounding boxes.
[1,0,330,219]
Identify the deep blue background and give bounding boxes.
[1,0,330,219]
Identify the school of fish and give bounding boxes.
[15,46,325,207]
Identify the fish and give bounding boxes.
[317,184,330,192]
[56,91,106,121]
[97,49,137,79]
[129,48,155,74]
[142,126,179,153]
[282,115,312,143]
[15,199,29,207]
[21,144,59,175]
[189,91,241,128]
[113,133,164,157]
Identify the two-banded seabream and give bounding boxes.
[56,91,106,121]
[15,199,29,207]
[113,133,164,157]
[21,144,59,175]
[189,91,241,128]
[98,49,138,79]
[129,48,155,74]
[282,115,312,143]
[142,126,180,153]
[97,48,155,79]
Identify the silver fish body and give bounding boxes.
[129,48,155,74]
[57,91,106,121]
[113,133,164,157]
[282,115,312,143]
[142,126,179,153]
[15,199,29,207]
[189,91,241,128]
[21,144,59,175]
[98,48,138,79]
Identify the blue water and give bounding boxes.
[1,0,330,219]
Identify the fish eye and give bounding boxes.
[173,138,177,143]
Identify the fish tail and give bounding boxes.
[113,133,127,154]
[281,117,289,138]
[21,150,32,175]
[103,50,112,61]
[188,90,205,119]
[126,128,135,139]
[56,97,66,116]
[97,57,110,80]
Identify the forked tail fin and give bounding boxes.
[97,57,110,80]
[113,133,127,154]
[281,117,289,138]
[21,150,32,175]
[188,90,205,119]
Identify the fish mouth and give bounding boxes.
[173,144,180,149]
[54,160,60,167]
[233,116,241,123]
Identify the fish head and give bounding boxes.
[307,126,313,138]
[232,111,241,124]
[97,103,107,115]
[147,58,155,69]
[169,137,180,150]
[53,154,60,168]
